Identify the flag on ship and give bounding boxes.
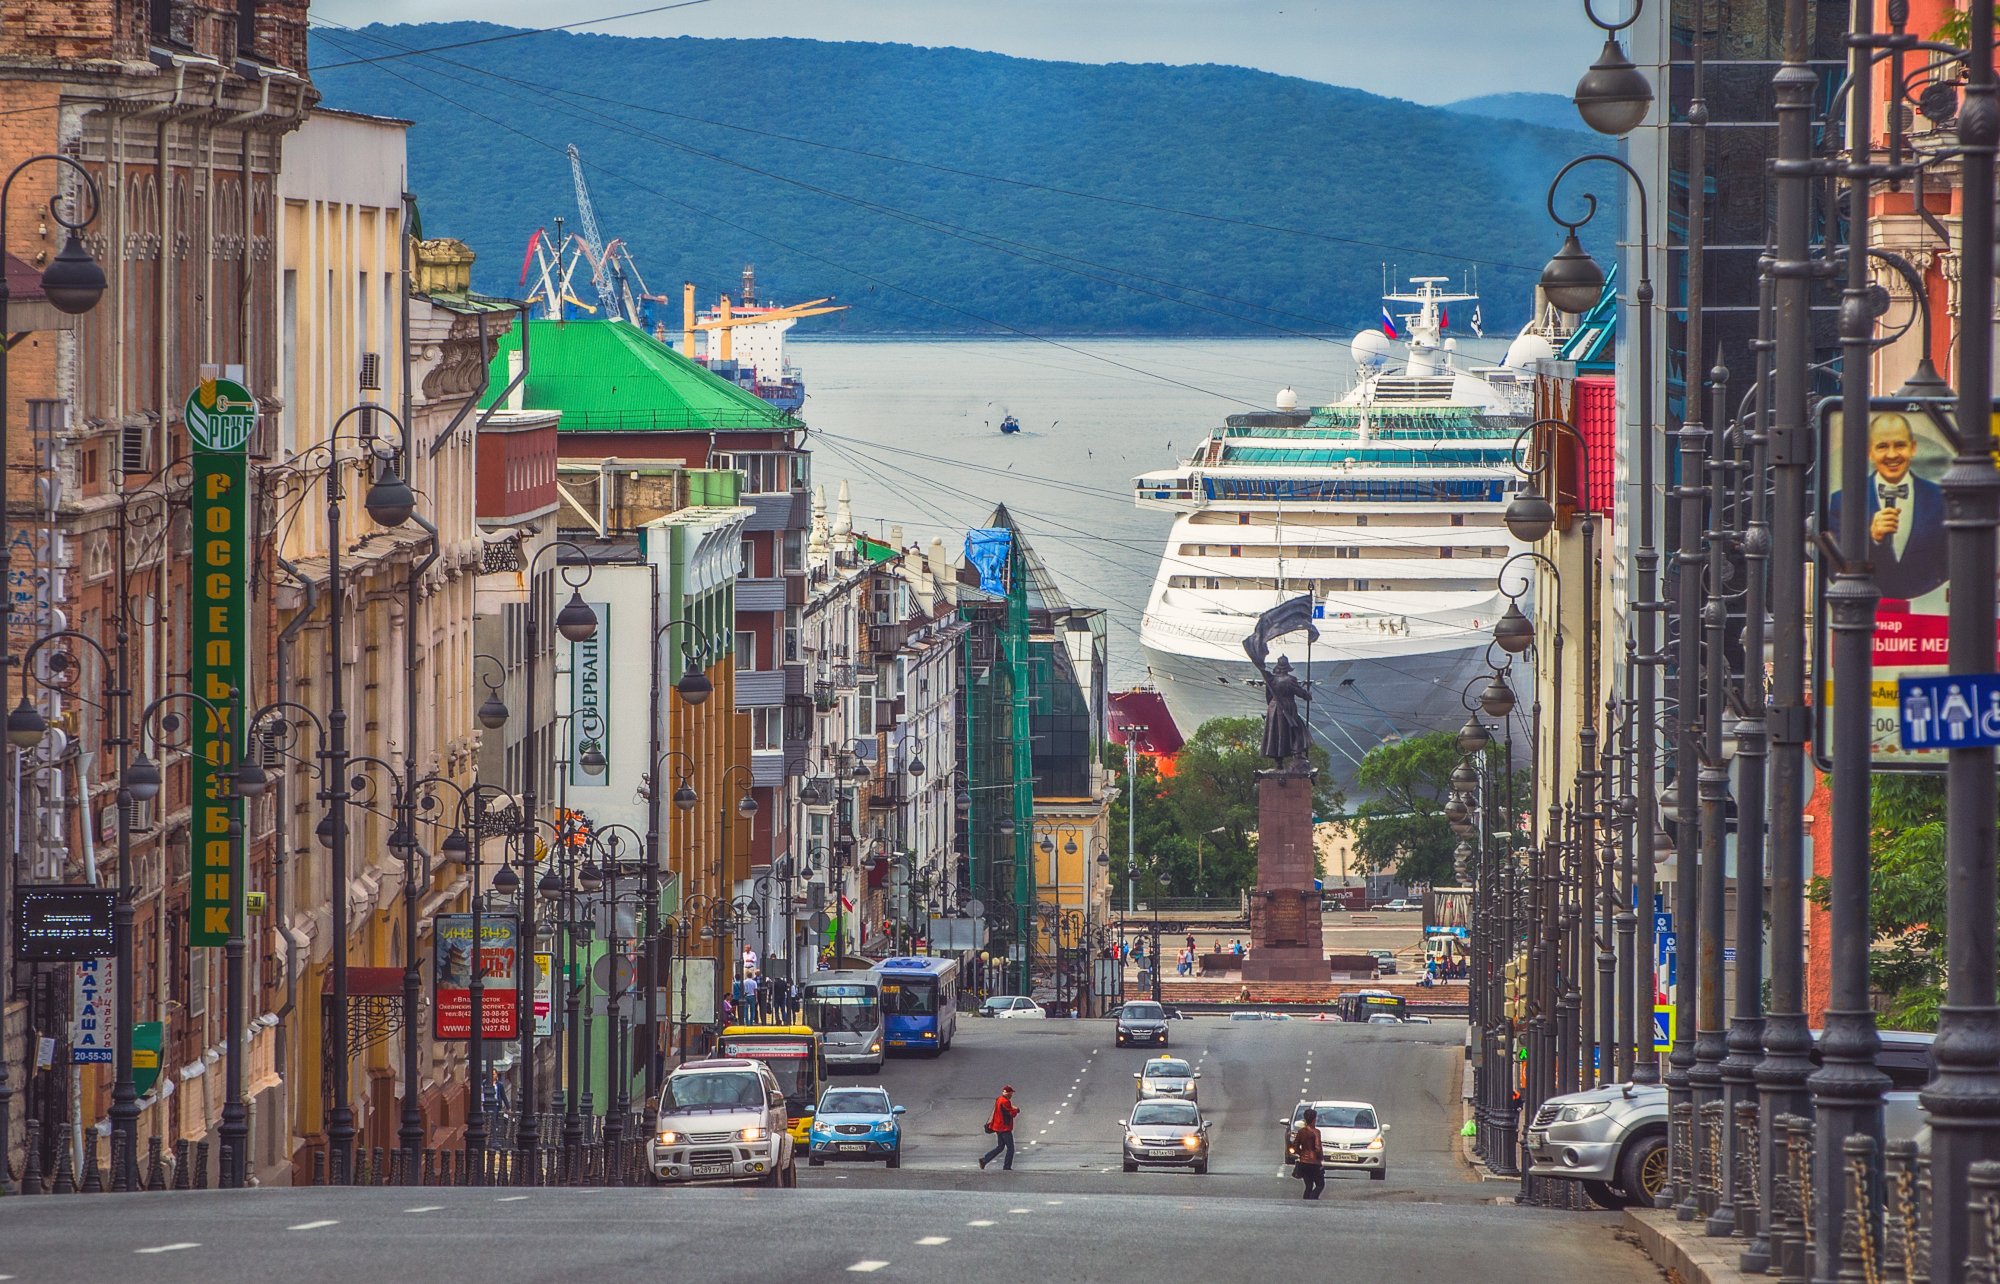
[1380,307,1399,339]
[1242,593,1320,671]
[1471,305,1484,338]
[1440,306,1449,331]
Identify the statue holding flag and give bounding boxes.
[1243,594,1318,768]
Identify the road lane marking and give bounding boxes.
[497,1195,529,1202]
[1008,1207,1031,1214]
[916,1237,951,1246]
[967,1219,996,1227]
[288,1220,340,1231]
[135,1244,200,1254]
[405,1206,444,1213]
[1044,1199,1063,1205]
[848,1261,889,1273]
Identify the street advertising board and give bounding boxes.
[70,958,112,1064]
[669,956,716,1026]
[131,1021,163,1096]
[568,601,610,785]
[14,886,116,960]
[432,913,519,1041]
[185,368,254,944]
[1423,887,1472,939]
[1812,396,1991,770]
[533,951,555,1036]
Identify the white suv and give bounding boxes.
[648,1058,797,1186]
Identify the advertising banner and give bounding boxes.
[1814,397,1991,770]
[669,956,716,1026]
[432,913,519,1040]
[185,369,254,945]
[131,1021,163,1096]
[14,886,116,960]
[569,601,609,785]
[533,950,555,1036]
[70,958,112,1064]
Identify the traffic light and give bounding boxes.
[1503,955,1528,1027]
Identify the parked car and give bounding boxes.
[1376,900,1419,912]
[1526,1030,1935,1209]
[981,995,1046,1019]
[1116,1000,1172,1047]
[1367,949,1399,976]
[648,1058,796,1186]
[806,1085,906,1168]
[1282,1099,1388,1180]
[1122,1098,1211,1174]
[1134,1056,1200,1101]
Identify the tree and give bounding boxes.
[1340,731,1518,889]
[1807,774,1949,1031]
[1102,716,1339,902]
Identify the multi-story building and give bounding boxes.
[0,0,311,1185]
[484,319,809,912]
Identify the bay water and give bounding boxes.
[792,336,1364,689]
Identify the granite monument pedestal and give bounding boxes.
[1242,766,1326,982]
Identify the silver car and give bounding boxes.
[1122,1098,1211,1173]
[648,1058,797,1186]
[1135,1056,1200,1101]
[1526,1030,1934,1208]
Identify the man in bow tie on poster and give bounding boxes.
[1831,411,1947,603]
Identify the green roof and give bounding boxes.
[484,319,801,432]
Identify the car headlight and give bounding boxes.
[1366,1137,1385,1151]
[870,1041,882,1053]
[739,1126,767,1142]
[1556,1102,1611,1124]
[1182,1134,1202,1149]
[1126,1133,1144,1148]
[657,1130,681,1146]
[809,1122,830,1136]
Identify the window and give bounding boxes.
[753,707,781,750]
[783,529,803,573]
[1237,512,1250,525]
[735,630,756,670]
[784,607,801,663]
[740,537,755,577]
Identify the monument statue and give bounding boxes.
[1255,655,1311,767]
[1242,594,1319,770]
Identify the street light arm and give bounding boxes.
[1547,153,1651,288]
[1581,0,1641,34]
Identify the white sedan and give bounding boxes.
[982,996,1047,1019]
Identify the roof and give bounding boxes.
[987,503,1070,614]
[485,319,802,432]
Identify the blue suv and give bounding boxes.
[806,1086,906,1168]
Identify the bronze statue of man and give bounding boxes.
[1256,655,1311,767]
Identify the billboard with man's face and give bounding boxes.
[1815,399,1967,768]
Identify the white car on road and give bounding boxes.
[981,995,1046,1019]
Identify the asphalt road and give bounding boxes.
[0,1018,1656,1283]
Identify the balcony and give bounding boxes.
[867,778,910,810]
[868,620,910,656]
[735,668,786,706]
[737,576,786,612]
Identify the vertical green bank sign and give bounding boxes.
[185,373,252,947]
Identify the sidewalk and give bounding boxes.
[1620,1208,1759,1284]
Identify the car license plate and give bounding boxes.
[693,1163,731,1176]
[1149,1148,1180,1158]
[1332,1153,1361,1164]
[838,1144,867,1152]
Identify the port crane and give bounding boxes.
[566,144,669,326]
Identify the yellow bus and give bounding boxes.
[717,1025,825,1145]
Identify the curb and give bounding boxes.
[1622,1207,1758,1283]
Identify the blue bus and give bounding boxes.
[878,956,960,1055]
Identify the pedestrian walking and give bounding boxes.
[1294,1107,1326,1199]
[979,1085,1020,1170]
[746,972,761,1020]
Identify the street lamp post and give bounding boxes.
[316,402,421,1183]
[511,542,600,1167]
[0,153,105,1194]
[1540,151,1660,1099]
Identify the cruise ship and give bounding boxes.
[1132,278,1557,786]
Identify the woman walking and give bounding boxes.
[1294,1107,1325,1200]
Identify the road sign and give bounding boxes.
[1659,932,1678,989]
[1653,1005,1673,1053]
[1653,912,1672,962]
[1896,673,2000,750]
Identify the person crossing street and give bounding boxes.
[979,1085,1020,1170]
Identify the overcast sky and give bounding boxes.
[311,1,1600,105]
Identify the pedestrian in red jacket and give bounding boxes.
[980,1085,1020,1170]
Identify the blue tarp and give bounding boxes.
[965,528,1012,596]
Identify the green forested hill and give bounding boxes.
[310,24,1613,335]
